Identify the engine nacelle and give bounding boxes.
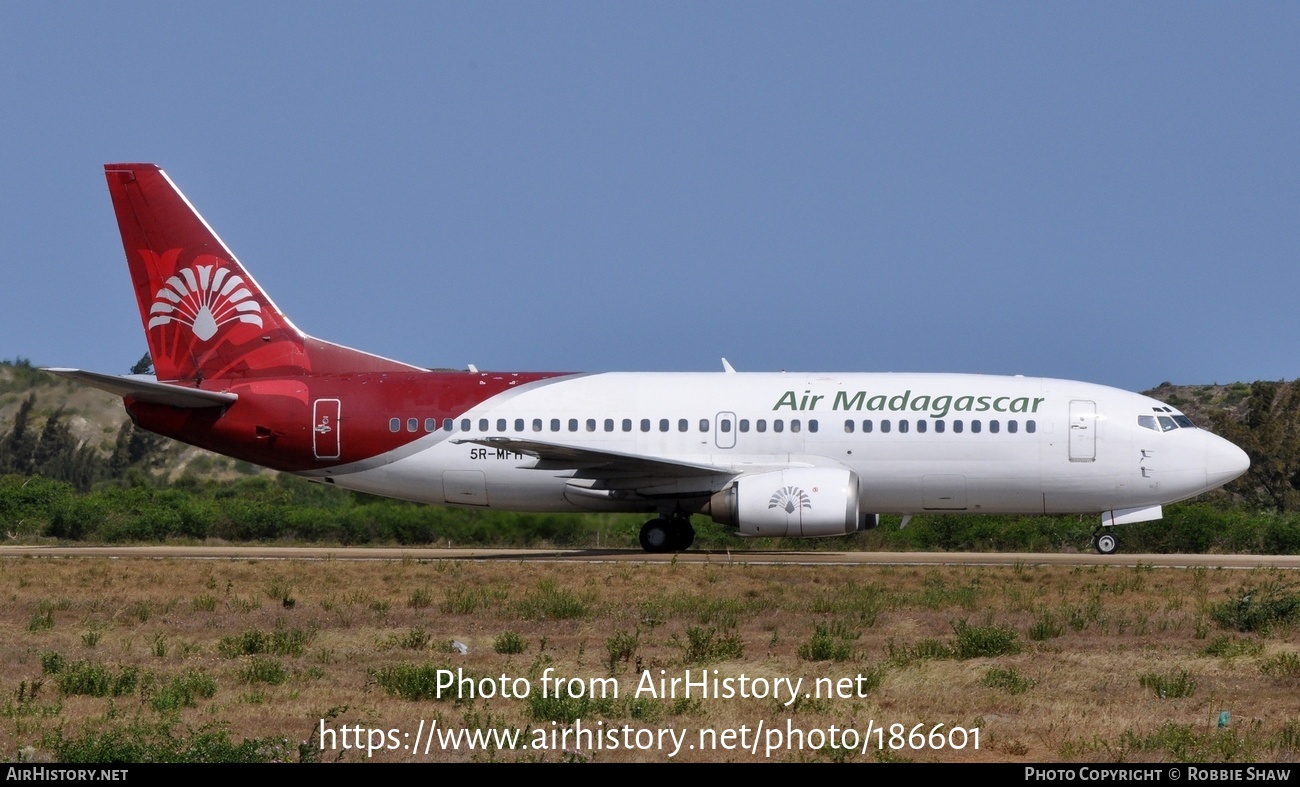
[708,467,862,538]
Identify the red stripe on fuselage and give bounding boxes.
[126,370,574,472]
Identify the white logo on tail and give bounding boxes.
[148,262,263,341]
[768,486,812,514]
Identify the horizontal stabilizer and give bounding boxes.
[42,368,238,409]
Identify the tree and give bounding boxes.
[1211,380,1300,512]
[33,408,75,477]
[0,394,38,475]
[108,420,167,480]
[130,352,154,376]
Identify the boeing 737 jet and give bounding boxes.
[48,164,1250,554]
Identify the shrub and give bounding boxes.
[1213,581,1300,633]
[952,620,1021,659]
[151,669,218,711]
[681,627,744,664]
[494,631,527,655]
[980,667,1035,695]
[1200,636,1264,658]
[798,623,855,662]
[1260,652,1300,680]
[604,631,636,671]
[1140,669,1197,698]
[373,664,456,702]
[56,662,138,697]
[239,658,287,686]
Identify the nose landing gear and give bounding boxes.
[1093,528,1118,555]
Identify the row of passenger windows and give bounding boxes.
[387,416,1036,436]
[844,418,1036,434]
[387,417,820,434]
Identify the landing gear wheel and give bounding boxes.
[639,519,673,553]
[1094,531,1118,555]
[670,517,696,551]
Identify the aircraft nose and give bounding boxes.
[1205,433,1250,490]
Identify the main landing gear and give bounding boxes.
[639,515,696,553]
[1093,528,1118,555]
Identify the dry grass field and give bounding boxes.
[1,555,1298,763]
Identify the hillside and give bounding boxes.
[1141,380,1255,427]
[0,360,261,482]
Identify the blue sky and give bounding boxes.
[2,3,1296,391]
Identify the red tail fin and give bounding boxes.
[105,164,416,382]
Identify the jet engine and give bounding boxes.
[708,467,863,538]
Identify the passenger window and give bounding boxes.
[532,418,543,432]
[1008,420,1018,434]
[678,419,688,432]
[756,420,767,433]
[881,420,891,433]
[514,418,525,432]
[699,419,709,432]
[1026,420,1036,433]
[640,419,651,432]
[496,418,507,431]
[425,418,437,432]
[460,418,470,431]
[808,420,818,433]
[551,418,561,431]
[721,419,732,433]
[971,420,982,433]
[441,418,453,432]
[659,419,669,432]
[917,420,927,433]
[862,420,873,433]
[953,420,963,433]
[389,418,400,432]
[774,420,784,433]
[935,419,945,433]
[407,418,418,433]
[899,420,909,433]
[605,419,615,432]
[478,419,488,431]
[739,419,750,432]
[586,419,597,432]
[844,420,855,433]
[990,420,1000,434]
[790,420,801,433]
[623,419,633,432]
[568,419,579,432]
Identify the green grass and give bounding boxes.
[1139,669,1197,699]
[494,631,528,655]
[980,667,1035,695]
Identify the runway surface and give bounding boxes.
[1,545,1298,569]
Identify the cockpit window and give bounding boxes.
[1143,410,1198,432]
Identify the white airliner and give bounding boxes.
[48,164,1250,554]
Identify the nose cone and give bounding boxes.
[1206,433,1250,490]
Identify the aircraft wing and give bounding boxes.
[450,437,727,479]
[42,368,238,409]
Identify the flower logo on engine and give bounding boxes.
[768,486,812,514]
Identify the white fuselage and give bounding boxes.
[308,372,1248,523]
